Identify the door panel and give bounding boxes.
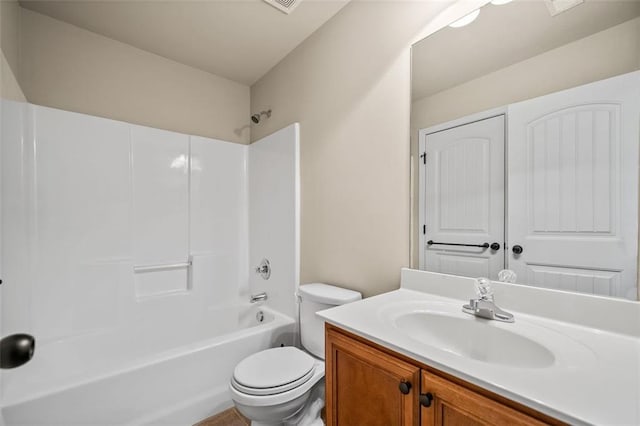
[435,253,491,278]
[526,264,620,295]
[508,72,639,300]
[423,115,505,280]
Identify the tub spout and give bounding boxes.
[250,292,268,303]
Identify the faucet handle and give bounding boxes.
[498,269,517,283]
[474,277,494,301]
[254,258,271,280]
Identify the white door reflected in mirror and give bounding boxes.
[411,0,640,301]
[420,115,504,280]
[507,72,639,300]
[418,72,639,300]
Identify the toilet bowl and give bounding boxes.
[229,283,361,426]
[230,347,325,425]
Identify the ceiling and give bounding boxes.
[20,0,350,86]
[411,0,640,100]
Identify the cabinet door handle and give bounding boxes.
[420,392,433,407]
[398,380,412,395]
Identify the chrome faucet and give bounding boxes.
[250,292,268,303]
[462,278,514,323]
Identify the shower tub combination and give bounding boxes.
[2,305,294,425]
[0,102,300,424]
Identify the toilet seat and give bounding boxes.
[231,368,314,396]
[230,359,325,408]
[231,347,315,396]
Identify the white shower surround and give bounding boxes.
[249,124,301,320]
[0,100,300,424]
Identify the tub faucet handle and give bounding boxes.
[255,258,271,280]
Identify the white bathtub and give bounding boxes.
[1,305,295,425]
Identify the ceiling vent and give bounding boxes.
[263,0,302,15]
[544,0,584,16]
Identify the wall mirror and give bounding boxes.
[410,0,640,301]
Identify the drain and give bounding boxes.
[256,310,265,323]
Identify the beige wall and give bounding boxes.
[0,51,24,101]
[1,0,19,78]
[410,16,640,266]
[19,9,250,143]
[251,1,451,297]
[411,16,640,132]
[0,0,25,100]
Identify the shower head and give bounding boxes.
[251,109,272,124]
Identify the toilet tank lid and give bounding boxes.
[298,283,362,305]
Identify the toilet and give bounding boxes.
[229,283,362,426]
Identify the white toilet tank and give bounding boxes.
[298,283,361,359]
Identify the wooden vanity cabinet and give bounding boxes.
[420,370,546,426]
[325,324,420,425]
[325,324,561,426]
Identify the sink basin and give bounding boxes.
[393,312,556,368]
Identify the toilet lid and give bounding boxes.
[233,347,315,390]
[231,367,315,396]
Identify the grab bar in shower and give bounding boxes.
[133,261,192,273]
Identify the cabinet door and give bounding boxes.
[326,326,420,426]
[420,370,546,426]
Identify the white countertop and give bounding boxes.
[318,277,640,425]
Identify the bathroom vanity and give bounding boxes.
[319,269,640,426]
[325,324,558,425]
